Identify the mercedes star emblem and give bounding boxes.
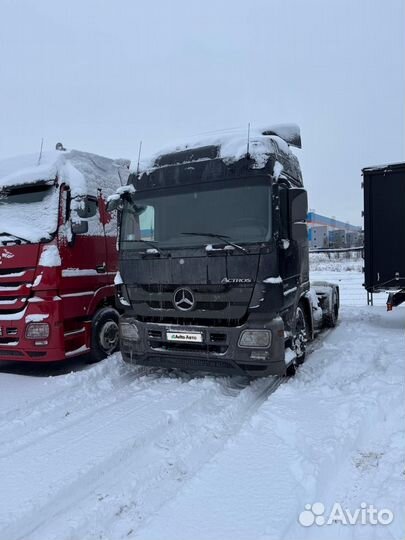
[173,287,195,311]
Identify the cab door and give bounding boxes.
[58,193,108,324]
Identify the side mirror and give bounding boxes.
[291,222,308,242]
[71,221,88,234]
[288,188,308,243]
[288,188,308,223]
[106,196,123,213]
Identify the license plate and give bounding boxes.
[166,331,203,343]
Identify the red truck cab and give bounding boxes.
[0,147,129,363]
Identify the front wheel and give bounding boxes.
[89,307,120,363]
[294,304,309,365]
[286,303,309,376]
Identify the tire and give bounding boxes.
[286,302,310,376]
[89,307,120,363]
[324,290,339,328]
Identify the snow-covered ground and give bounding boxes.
[0,270,403,540]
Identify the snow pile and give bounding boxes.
[263,276,282,284]
[0,151,61,188]
[0,150,129,197]
[0,184,59,243]
[25,313,49,323]
[140,124,301,173]
[0,271,402,540]
[0,150,129,243]
[310,252,363,272]
[129,309,405,540]
[38,245,61,267]
[107,184,136,203]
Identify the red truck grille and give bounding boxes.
[0,267,36,314]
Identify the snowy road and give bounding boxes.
[0,272,403,540]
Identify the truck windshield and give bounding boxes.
[0,182,59,243]
[120,181,272,249]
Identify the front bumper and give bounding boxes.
[120,317,287,377]
[0,301,65,363]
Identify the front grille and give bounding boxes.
[0,267,28,276]
[27,351,46,358]
[0,306,25,315]
[0,338,18,345]
[6,328,18,335]
[148,340,228,354]
[147,300,230,311]
[144,355,233,370]
[209,333,226,343]
[148,329,162,339]
[0,268,36,313]
[138,314,247,327]
[129,283,253,326]
[0,349,23,357]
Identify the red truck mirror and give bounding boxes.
[71,221,89,235]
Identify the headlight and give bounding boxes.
[120,320,139,341]
[238,329,271,348]
[25,323,50,339]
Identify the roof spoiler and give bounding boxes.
[261,123,302,149]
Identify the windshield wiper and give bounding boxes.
[0,231,31,244]
[180,232,249,254]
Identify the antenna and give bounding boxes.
[37,138,44,165]
[246,123,251,159]
[136,140,143,175]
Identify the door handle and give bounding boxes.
[96,263,106,274]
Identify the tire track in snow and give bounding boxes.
[1,374,283,540]
[0,355,133,427]
[0,373,237,540]
[0,368,162,459]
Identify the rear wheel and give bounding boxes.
[286,303,309,376]
[324,291,339,328]
[89,307,120,363]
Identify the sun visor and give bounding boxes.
[261,124,302,149]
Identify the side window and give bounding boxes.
[121,205,155,242]
[139,206,155,241]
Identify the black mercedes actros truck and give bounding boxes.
[111,125,339,377]
[363,162,405,309]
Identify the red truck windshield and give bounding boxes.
[0,183,55,205]
[0,182,59,243]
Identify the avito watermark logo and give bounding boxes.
[298,502,394,527]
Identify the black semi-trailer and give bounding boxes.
[363,162,405,309]
[110,125,339,377]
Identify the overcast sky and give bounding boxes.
[1,0,404,224]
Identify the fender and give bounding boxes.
[86,284,117,317]
[299,293,315,340]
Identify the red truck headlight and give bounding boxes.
[25,323,50,339]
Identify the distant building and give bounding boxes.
[329,229,346,248]
[307,212,361,249]
[308,225,328,249]
[346,230,363,247]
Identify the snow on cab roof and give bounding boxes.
[0,149,130,197]
[138,124,302,173]
[362,162,405,173]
